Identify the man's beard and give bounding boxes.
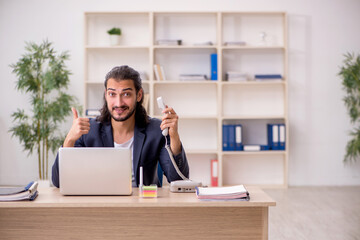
[109,102,136,122]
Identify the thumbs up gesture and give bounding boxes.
[63,108,90,147]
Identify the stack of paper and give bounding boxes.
[225,72,248,82]
[195,184,249,201]
[0,181,39,201]
[179,74,208,81]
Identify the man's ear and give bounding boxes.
[137,88,143,102]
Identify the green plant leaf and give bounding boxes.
[339,52,360,163]
[9,40,81,179]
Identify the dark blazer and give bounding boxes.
[51,117,189,188]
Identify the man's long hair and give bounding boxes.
[96,65,149,127]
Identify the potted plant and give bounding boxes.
[107,27,122,46]
[9,40,80,181]
[339,52,360,163]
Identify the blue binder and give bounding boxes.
[228,125,236,151]
[267,124,280,150]
[279,124,286,150]
[210,53,217,80]
[235,124,243,151]
[222,125,229,151]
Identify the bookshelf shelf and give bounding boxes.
[221,81,285,85]
[222,151,286,156]
[154,45,217,49]
[84,11,288,188]
[85,46,150,49]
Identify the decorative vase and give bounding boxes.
[109,35,120,46]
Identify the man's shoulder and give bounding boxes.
[147,117,161,127]
[143,117,162,135]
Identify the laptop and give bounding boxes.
[59,148,132,195]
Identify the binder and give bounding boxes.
[279,124,286,150]
[222,125,229,151]
[210,53,217,80]
[0,181,38,201]
[267,124,279,150]
[211,159,218,187]
[228,125,236,151]
[235,124,243,151]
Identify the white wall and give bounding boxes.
[1,0,360,186]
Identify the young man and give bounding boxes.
[52,65,189,188]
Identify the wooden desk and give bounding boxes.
[0,186,275,240]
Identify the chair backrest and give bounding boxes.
[157,163,163,187]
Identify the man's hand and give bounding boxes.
[160,106,181,155]
[63,108,90,147]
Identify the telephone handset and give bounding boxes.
[156,96,202,192]
[156,96,169,136]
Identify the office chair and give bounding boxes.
[157,163,163,187]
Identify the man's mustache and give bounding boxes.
[112,106,128,111]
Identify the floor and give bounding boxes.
[265,187,360,240]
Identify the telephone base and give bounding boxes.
[170,180,202,193]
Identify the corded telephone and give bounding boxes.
[157,97,202,192]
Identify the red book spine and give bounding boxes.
[211,159,218,187]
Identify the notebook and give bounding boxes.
[59,148,132,195]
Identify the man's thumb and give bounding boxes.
[72,107,78,119]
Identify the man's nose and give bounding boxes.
[116,95,125,106]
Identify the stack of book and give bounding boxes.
[179,74,208,81]
[142,93,150,113]
[85,109,101,116]
[225,72,248,82]
[195,184,249,201]
[154,64,166,81]
[0,181,38,201]
[254,74,282,81]
[156,39,182,46]
[224,41,246,46]
[194,41,213,46]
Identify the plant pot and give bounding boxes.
[109,35,121,46]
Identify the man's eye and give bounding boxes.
[108,92,115,96]
[123,92,130,97]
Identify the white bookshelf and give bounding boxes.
[84,11,288,188]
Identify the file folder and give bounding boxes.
[211,159,218,187]
[235,124,243,151]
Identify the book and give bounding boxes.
[210,53,217,80]
[0,181,38,201]
[224,41,246,46]
[142,93,150,113]
[243,145,270,151]
[156,39,182,46]
[85,109,101,116]
[225,72,248,82]
[195,184,249,201]
[194,41,213,46]
[154,64,166,81]
[179,74,208,81]
[210,159,218,187]
[254,74,282,81]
